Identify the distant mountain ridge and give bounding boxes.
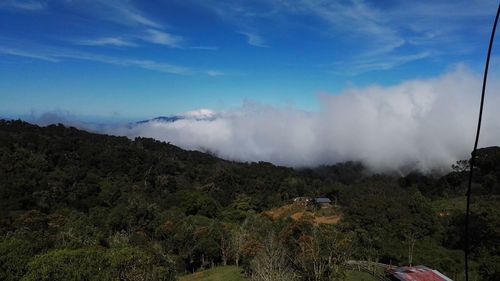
[136,109,217,124]
[136,115,184,124]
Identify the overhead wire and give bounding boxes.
[464,3,500,281]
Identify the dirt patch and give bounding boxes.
[438,211,451,217]
[314,215,341,225]
[186,272,204,281]
[264,203,342,225]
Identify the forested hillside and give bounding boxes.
[0,120,498,281]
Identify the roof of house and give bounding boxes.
[314,198,331,203]
[387,266,452,281]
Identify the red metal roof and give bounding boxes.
[387,266,452,281]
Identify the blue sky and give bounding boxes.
[0,0,498,121]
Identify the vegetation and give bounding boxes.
[179,266,246,281]
[0,120,499,280]
[345,271,378,281]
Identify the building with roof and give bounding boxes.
[386,265,453,281]
[292,196,311,205]
[314,197,332,208]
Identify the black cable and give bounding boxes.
[464,3,500,281]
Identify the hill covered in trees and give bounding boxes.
[0,120,498,281]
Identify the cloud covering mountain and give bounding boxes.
[22,67,499,173]
[95,67,497,172]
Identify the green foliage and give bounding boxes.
[345,271,378,281]
[107,247,176,281]
[178,191,220,218]
[20,247,177,281]
[179,266,247,281]
[21,248,111,281]
[0,237,40,281]
[1,120,500,280]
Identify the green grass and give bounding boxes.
[179,266,247,281]
[179,267,380,281]
[432,195,500,216]
[345,270,379,281]
[432,196,467,212]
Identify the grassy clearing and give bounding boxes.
[345,270,379,281]
[179,267,377,281]
[432,196,467,213]
[432,195,500,213]
[179,266,247,281]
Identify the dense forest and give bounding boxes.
[0,120,499,281]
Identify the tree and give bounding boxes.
[250,236,298,281]
[218,223,232,266]
[21,248,111,281]
[107,247,176,281]
[230,224,246,267]
[294,225,351,281]
[21,247,177,281]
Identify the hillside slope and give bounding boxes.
[0,120,499,281]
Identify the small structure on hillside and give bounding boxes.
[292,197,311,206]
[292,196,336,208]
[314,197,332,208]
[386,265,452,281]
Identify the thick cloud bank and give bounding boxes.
[25,68,498,172]
[106,68,499,172]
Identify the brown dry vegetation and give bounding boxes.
[263,203,342,225]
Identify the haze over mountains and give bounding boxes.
[136,109,218,124]
[19,67,499,173]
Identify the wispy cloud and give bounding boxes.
[0,0,45,11]
[206,70,224,77]
[0,46,59,62]
[187,0,496,73]
[190,46,219,51]
[0,45,191,75]
[0,44,227,77]
[75,29,185,49]
[91,56,191,75]
[336,52,433,75]
[113,3,162,28]
[62,0,162,28]
[143,29,183,48]
[239,31,268,48]
[300,0,401,48]
[76,37,137,47]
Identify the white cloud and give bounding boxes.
[190,46,219,51]
[143,29,183,48]
[76,37,137,47]
[105,67,500,173]
[182,109,217,120]
[76,31,185,49]
[188,0,497,72]
[206,70,224,77]
[0,46,59,62]
[0,44,231,76]
[0,0,45,11]
[62,0,162,28]
[0,45,192,75]
[116,4,161,28]
[239,31,268,47]
[336,51,433,75]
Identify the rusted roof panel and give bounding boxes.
[387,265,452,281]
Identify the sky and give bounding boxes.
[1,0,499,121]
[1,0,500,171]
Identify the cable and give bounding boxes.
[464,3,500,281]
